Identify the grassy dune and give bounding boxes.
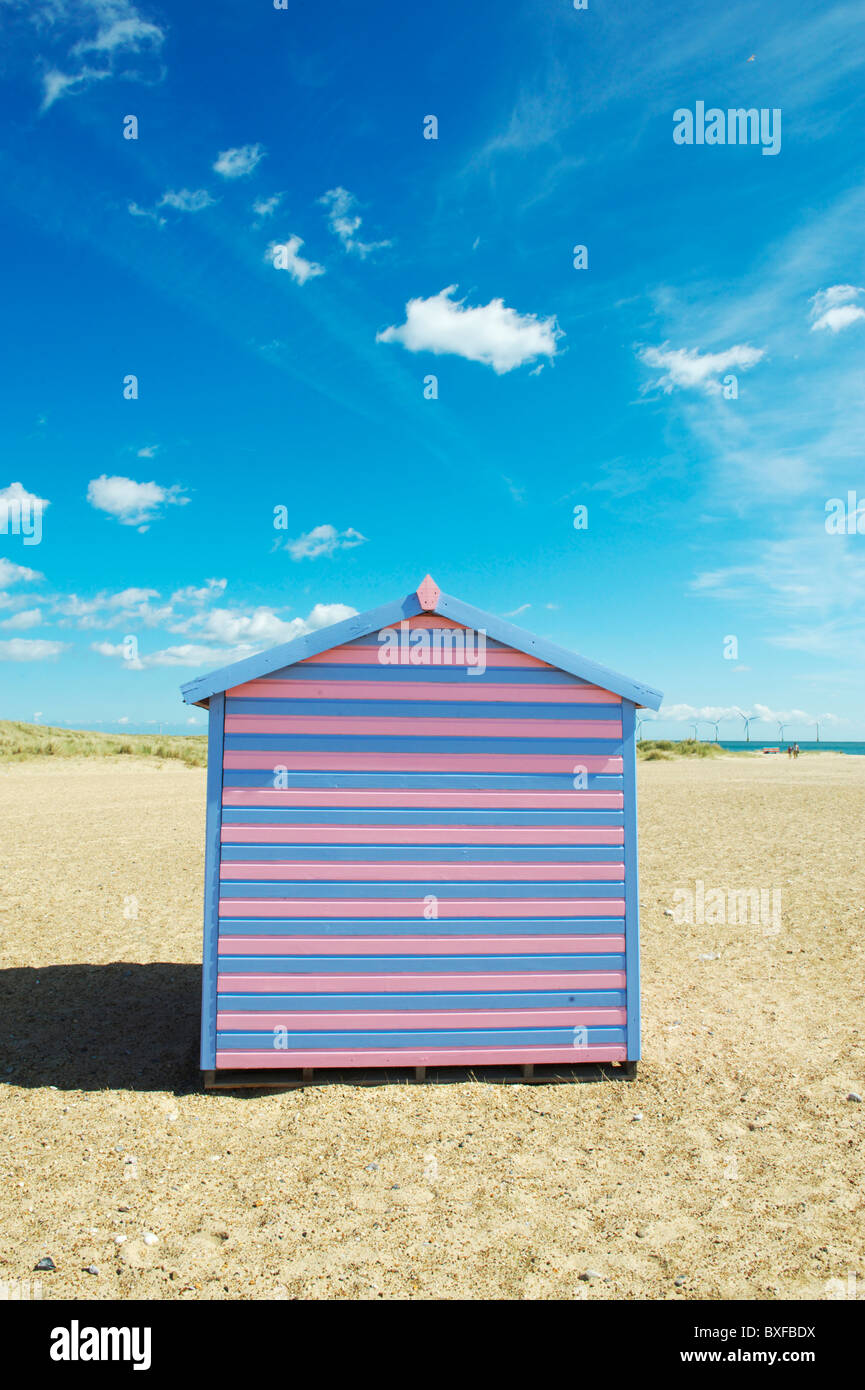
[0,720,207,767]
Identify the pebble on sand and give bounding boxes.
[34,1256,55,1272]
[846,1092,862,1103]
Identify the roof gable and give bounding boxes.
[180,575,663,710]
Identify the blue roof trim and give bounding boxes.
[435,592,663,710]
[180,591,424,706]
[180,585,663,710]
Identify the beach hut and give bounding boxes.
[181,576,662,1084]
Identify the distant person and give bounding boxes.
[787,745,793,758]
[793,743,800,759]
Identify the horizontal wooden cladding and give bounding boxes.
[224,713,622,739]
[217,935,626,955]
[218,970,626,992]
[218,1027,626,1049]
[220,846,625,864]
[228,679,620,704]
[216,1007,627,1029]
[217,988,627,1009]
[221,751,624,774]
[221,824,625,846]
[218,860,624,882]
[221,808,624,826]
[215,1045,627,1067]
[218,897,625,918]
[297,647,552,669]
[222,790,624,809]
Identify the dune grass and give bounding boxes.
[637,738,731,761]
[0,720,207,767]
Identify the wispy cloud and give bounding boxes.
[252,193,283,219]
[267,236,325,285]
[8,0,168,111]
[0,638,66,661]
[377,286,563,374]
[213,144,265,179]
[158,189,216,213]
[281,524,367,561]
[638,343,766,394]
[318,187,391,258]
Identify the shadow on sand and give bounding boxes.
[0,962,201,1093]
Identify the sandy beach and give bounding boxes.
[1,753,862,1301]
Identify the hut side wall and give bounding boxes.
[203,616,639,1069]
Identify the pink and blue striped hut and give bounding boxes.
[181,576,662,1085]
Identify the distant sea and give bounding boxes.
[646,740,865,756]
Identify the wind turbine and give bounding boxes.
[709,721,720,743]
[690,723,700,741]
[739,712,755,742]
[813,720,821,743]
[777,721,788,743]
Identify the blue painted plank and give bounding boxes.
[217,881,625,899]
[224,698,620,719]
[256,664,589,685]
[216,918,626,935]
[220,808,626,826]
[217,1026,627,1048]
[200,692,225,1070]
[216,990,628,1010]
[222,771,623,791]
[223,735,624,755]
[218,844,626,863]
[216,953,626,973]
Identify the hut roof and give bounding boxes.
[180,575,663,711]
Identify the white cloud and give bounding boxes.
[377,285,563,374]
[0,609,42,630]
[809,284,865,333]
[638,342,766,394]
[136,444,159,458]
[253,193,283,218]
[504,603,531,617]
[0,481,50,528]
[282,524,367,561]
[267,236,325,285]
[159,189,216,213]
[213,144,265,179]
[318,187,391,258]
[0,638,66,662]
[86,475,188,529]
[0,557,43,586]
[94,601,358,668]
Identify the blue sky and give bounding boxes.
[1,0,864,738]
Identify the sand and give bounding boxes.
[1,753,862,1301]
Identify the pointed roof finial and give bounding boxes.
[416,574,440,611]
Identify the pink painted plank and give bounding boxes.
[227,679,620,704]
[222,790,623,809]
[224,714,622,738]
[219,860,624,882]
[222,750,623,773]
[220,824,625,845]
[299,647,554,668]
[217,934,626,955]
[218,897,625,918]
[215,1045,628,1067]
[218,971,627,992]
[217,1007,627,1029]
